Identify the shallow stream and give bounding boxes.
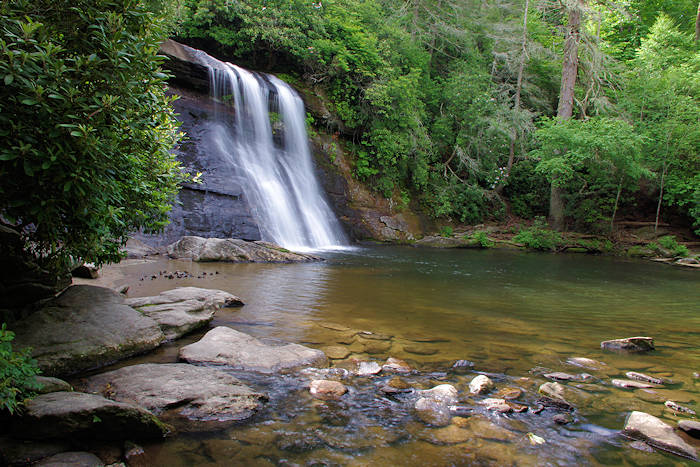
[89,247,699,466]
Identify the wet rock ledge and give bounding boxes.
[167,236,321,262]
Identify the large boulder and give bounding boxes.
[12,286,164,377]
[167,236,320,263]
[9,392,167,441]
[84,363,266,425]
[122,238,160,259]
[622,411,697,460]
[35,376,72,394]
[179,326,328,373]
[125,287,243,340]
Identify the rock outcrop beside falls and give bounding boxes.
[167,236,321,262]
[11,285,240,376]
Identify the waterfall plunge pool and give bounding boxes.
[87,246,699,465]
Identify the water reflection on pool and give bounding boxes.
[111,246,699,466]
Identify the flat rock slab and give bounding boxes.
[10,391,167,441]
[85,363,265,424]
[179,326,327,373]
[167,236,320,263]
[601,337,654,352]
[622,411,697,460]
[34,451,104,467]
[125,287,243,340]
[35,376,72,394]
[612,379,659,389]
[12,286,164,377]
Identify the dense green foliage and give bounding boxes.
[0,0,184,269]
[0,324,40,414]
[175,0,698,235]
[513,217,564,250]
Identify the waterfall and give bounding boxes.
[199,56,348,251]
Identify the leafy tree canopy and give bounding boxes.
[0,0,185,269]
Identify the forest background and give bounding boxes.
[176,0,699,236]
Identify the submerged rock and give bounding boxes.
[179,326,327,373]
[10,392,167,441]
[678,420,700,439]
[321,346,351,360]
[167,236,320,263]
[452,359,474,369]
[382,357,412,373]
[538,382,566,400]
[402,345,438,356]
[495,387,523,400]
[621,411,697,460]
[565,357,606,370]
[11,285,164,377]
[309,380,347,400]
[469,375,495,395]
[125,287,242,340]
[553,413,573,425]
[414,397,452,427]
[417,424,473,445]
[381,376,413,394]
[629,440,655,453]
[85,363,266,423]
[34,452,103,467]
[421,384,459,404]
[601,337,654,352]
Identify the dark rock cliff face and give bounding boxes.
[141,40,424,246]
[135,86,262,246]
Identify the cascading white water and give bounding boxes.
[201,57,348,251]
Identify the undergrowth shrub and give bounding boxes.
[0,323,41,414]
[513,217,563,251]
[656,235,689,257]
[468,231,494,248]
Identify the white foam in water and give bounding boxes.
[201,56,349,252]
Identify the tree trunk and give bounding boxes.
[610,178,623,234]
[557,1,582,119]
[695,1,700,41]
[497,0,529,194]
[549,0,584,231]
[655,162,667,233]
[550,184,566,231]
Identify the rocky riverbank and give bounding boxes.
[411,222,700,269]
[4,271,699,465]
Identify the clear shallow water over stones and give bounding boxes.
[97,246,699,465]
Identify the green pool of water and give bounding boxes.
[109,246,699,465]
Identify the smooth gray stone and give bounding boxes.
[179,326,327,373]
[12,286,164,377]
[85,363,266,423]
